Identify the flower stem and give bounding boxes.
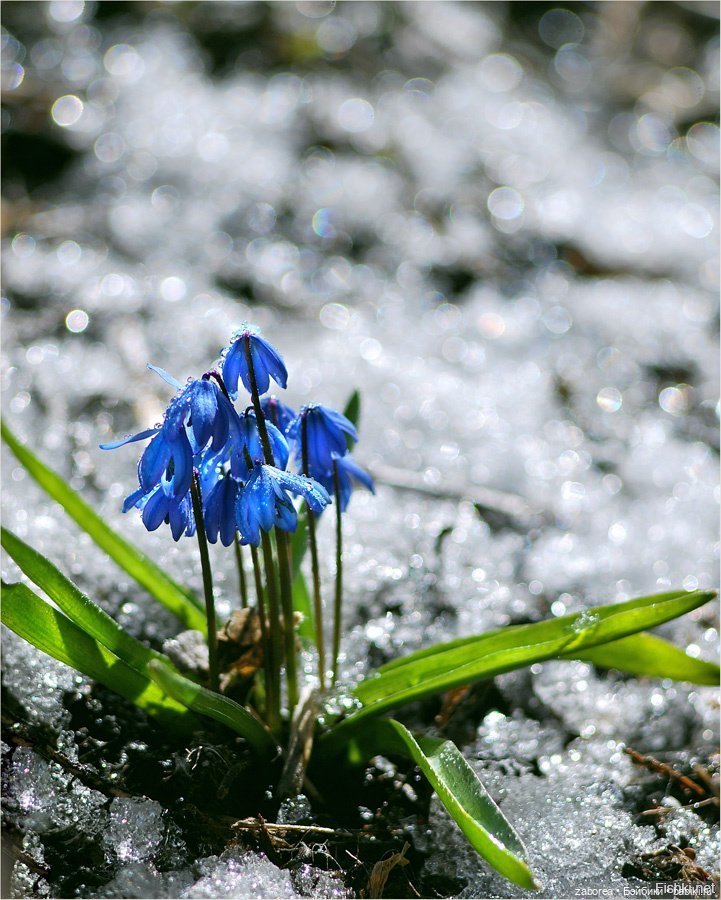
[250,543,275,728]
[275,531,298,712]
[331,460,343,687]
[301,414,325,691]
[242,334,299,716]
[234,533,249,609]
[244,335,275,465]
[261,531,283,727]
[190,472,219,694]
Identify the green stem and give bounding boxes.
[261,531,283,727]
[234,534,249,609]
[301,414,325,691]
[244,335,275,466]
[250,544,274,726]
[276,531,298,712]
[331,461,343,687]
[190,473,219,694]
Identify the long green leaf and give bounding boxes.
[147,660,278,758]
[345,719,537,890]
[1,581,195,733]
[293,571,315,643]
[324,590,715,745]
[572,632,719,683]
[343,389,361,440]
[1,420,206,631]
[379,607,719,687]
[1,527,174,674]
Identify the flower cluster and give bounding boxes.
[101,327,373,545]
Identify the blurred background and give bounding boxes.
[1,2,719,896]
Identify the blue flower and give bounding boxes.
[260,395,296,434]
[221,327,288,400]
[236,464,330,546]
[202,474,241,547]
[101,366,232,500]
[122,478,195,542]
[287,404,357,478]
[318,453,375,512]
[227,410,290,480]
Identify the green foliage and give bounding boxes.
[571,631,719,683]
[147,661,278,757]
[1,581,195,733]
[2,412,717,891]
[1,526,172,674]
[323,589,716,746]
[1,420,205,631]
[341,718,537,890]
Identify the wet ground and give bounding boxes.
[1,2,719,897]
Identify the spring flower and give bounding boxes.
[287,404,358,477]
[260,396,296,434]
[101,366,232,499]
[122,478,195,541]
[221,327,288,400]
[202,473,241,547]
[229,410,289,480]
[236,463,331,546]
[320,453,375,512]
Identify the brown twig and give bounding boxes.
[624,747,706,797]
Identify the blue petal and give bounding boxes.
[221,341,244,401]
[337,455,375,493]
[100,427,159,451]
[270,467,331,514]
[219,479,238,547]
[274,493,298,533]
[169,433,193,497]
[189,379,218,448]
[252,335,288,392]
[142,488,169,531]
[139,432,172,490]
[148,364,184,391]
[203,481,224,544]
[122,486,147,513]
[168,498,189,541]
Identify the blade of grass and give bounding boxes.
[343,390,361,448]
[323,590,715,747]
[147,660,278,758]
[1,420,205,632]
[1,527,175,675]
[344,719,537,891]
[571,632,719,683]
[1,581,196,734]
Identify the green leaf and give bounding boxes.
[147,660,278,758]
[572,632,719,684]
[343,390,361,449]
[343,390,361,427]
[324,590,715,745]
[290,508,308,579]
[1,581,196,734]
[344,719,537,890]
[293,571,315,643]
[1,420,206,632]
[1,527,174,675]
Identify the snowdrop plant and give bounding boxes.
[1,325,717,890]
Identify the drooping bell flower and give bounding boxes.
[260,395,296,434]
[236,463,330,546]
[122,476,195,541]
[318,453,375,513]
[287,403,357,478]
[229,410,290,480]
[221,327,288,400]
[100,365,232,500]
